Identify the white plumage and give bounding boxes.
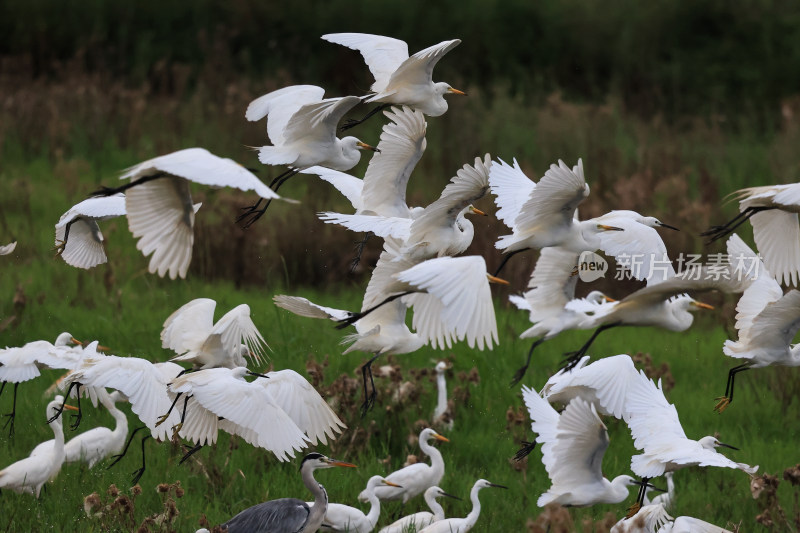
[54,194,126,269]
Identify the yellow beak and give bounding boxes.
[447,87,467,96]
[433,433,450,443]
[356,141,380,153]
[691,300,715,310]
[597,224,625,232]
[383,480,403,488]
[487,274,510,285]
[469,206,487,216]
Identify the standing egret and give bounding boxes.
[321,34,465,127]
[378,486,461,533]
[54,194,126,269]
[417,479,507,533]
[239,85,378,225]
[161,297,267,370]
[312,475,401,533]
[702,182,800,286]
[91,148,289,278]
[31,389,128,468]
[215,452,356,533]
[520,390,645,507]
[432,361,453,430]
[0,397,78,497]
[358,428,449,504]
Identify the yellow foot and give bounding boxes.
[625,502,641,518]
[171,422,183,440]
[713,396,731,413]
[154,413,170,427]
[53,240,66,257]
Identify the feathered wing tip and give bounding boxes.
[513,441,536,461]
[0,241,17,255]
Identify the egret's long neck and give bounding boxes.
[50,419,66,460]
[303,467,328,530]
[435,373,447,416]
[426,494,445,521]
[364,481,383,528]
[420,437,445,481]
[108,404,129,443]
[463,485,483,528]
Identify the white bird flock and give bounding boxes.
[2,28,793,533]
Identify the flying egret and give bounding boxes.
[239,85,378,225]
[610,502,733,533]
[54,194,126,269]
[358,428,449,504]
[214,452,357,533]
[702,182,800,286]
[432,361,453,430]
[31,389,127,468]
[321,34,465,128]
[161,297,267,370]
[312,475,401,533]
[90,147,289,278]
[561,234,756,370]
[319,154,491,261]
[520,390,645,507]
[714,245,800,412]
[507,245,617,384]
[0,396,78,497]
[417,479,507,533]
[377,486,461,533]
[0,241,16,255]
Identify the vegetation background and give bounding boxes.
[2,0,800,531]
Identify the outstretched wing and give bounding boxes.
[245,85,326,145]
[273,295,351,321]
[161,298,217,354]
[388,40,461,90]
[210,304,268,364]
[282,96,362,148]
[548,399,610,490]
[489,157,536,228]
[322,33,410,92]
[513,159,589,235]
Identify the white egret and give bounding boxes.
[0,396,77,497]
[321,34,465,127]
[643,472,674,509]
[432,361,453,430]
[215,452,356,533]
[313,475,401,533]
[611,502,733,533]
[0,241,16,255]
[358,428,449,504]
[702,182,800,286]
[507,245,617,384]
[161,297,266,369]
[417,479,507,533]
[520,390,643,507]
[91,147,289,278]
[240,85,378,225]
[31,389,128,468]
[377,486,461,533]
[54,194,126,269]
[714,246,800,412]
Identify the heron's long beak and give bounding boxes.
[447,87,467,96]
[658,222,680,231]
[383,480,402,488]
[433,433,450,443]
[487,274,510,286]
[691,300,715,310]
[62,404,79,412]
[328,459,358,468]
[488,482,508,489]
[597,224,625,232]
[468,205,487,216]
[439,491,461,500]
[717,441,739,451]
[356,141,380,153]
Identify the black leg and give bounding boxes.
[340,104,391,131]
[493,249,526,278]
[336,291,415,329]
[90,172,167,197]
[2,383,18,438]
[178,442,203,465]
[108,425,147,469]
[510,338,545,387]
[130,434,151,485]
[360,353,381,417]
[236,168,299,228]
[69,384,83,431]
[155,392,182,427]
[48,382,77,423]
[561,323,621,371]
[701,206,774,243]
[715,363,751,412]
[171,394,191,437]
[350,232,373,273]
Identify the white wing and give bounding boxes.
[245,85,326,145]
[750,209,800,286]
[360,106,427,217]
[521,247,580,322]
[282,96,362,148]
[299,166,364,210]
[273,295,351,321]
[665,516,733,533]
[55,195,127,270]
[387,40,461,92]
[318,212,412,240]
[208,303,268,364]
[595,211,675,284]
[0,242,16,255]
[56,195,127,225]
[521,385,560,475]
[161,298,217,354]
[611,503,672,533]
[489,157,537,228]
[513,159,589,235]
[257,370,346,445]
[397,256,498,350]
[744,290,800,351]
[321,33,410,92]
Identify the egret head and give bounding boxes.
[474,479,508,491]
[435,361,449,374]
[699,436,739,451]
[586,291,616,304]
[420,427,450,444]
[435,82,467,97]
[55,332,78,347]
[643,216,680,231]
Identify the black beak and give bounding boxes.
[658,222,680,231]
[717,441,739,451]
[247,371,270,379]
[439,491,461,500]
[488,483,508,489]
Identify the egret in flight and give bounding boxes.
[54,194,126,269]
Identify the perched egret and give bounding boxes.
[432,361,453,430]
[702,182,800,286]
[313,475,401,533]
[520,390,644,507]
[417,479,507,533]
[377,486,460,533]
[321,34,465,127]
[240,85,378,225]
[31,389,128,468]
[358,428,449,504]
[215,452,356,533]
[0,397,78,497]
[54,194,126,269]
[91,148,289,278]
[161,297,267,369]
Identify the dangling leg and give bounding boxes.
[155,392,182,427]
[626,476,650,517]
[341,103,391,131]
[714,362,752,412]
[48,382,77,423]
[701,206,775,243]
[108,426,148,469]
[561,323,621,371]
[54,220,74,256]
[510,338,545,387]
[171,394,191,436]
[360,353,381,417]
[337,291,415,329]
[350,232,373,273]
[2,383,18,438]
[131,434,151,485]
[69,383,83,430]
[493,249,526,278]
[179,442,204,465]
[236,168,299,228]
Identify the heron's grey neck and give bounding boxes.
[463,485,483,528]
[302,466,328,532]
